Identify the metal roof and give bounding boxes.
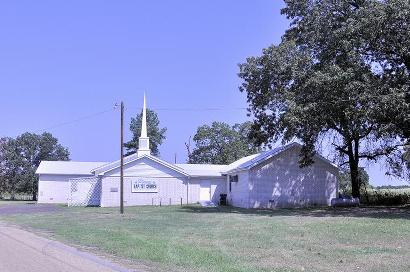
[176,164,228,177]
[36,143,337,177]
[36,161,108,175]
[224,142,338,174]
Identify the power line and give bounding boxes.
[31,105,248,134]
[33,92,402,133]
[126,107,248,111]
[35,108,116,133]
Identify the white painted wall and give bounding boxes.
[189,177,227,204]
[227,171,250,208]
[101,176,188,207]
[38,174,93,204]
[248,146,338,208]
[100,157,226,207]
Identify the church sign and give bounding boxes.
[131,179,158,193]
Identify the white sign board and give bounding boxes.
[131,179,158,193]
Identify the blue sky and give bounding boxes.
[0,1,406,186]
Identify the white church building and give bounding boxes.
[36,97,339,208]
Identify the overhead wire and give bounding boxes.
[33,105,249,133]
[33,92,404,133]
[35,108,117,133]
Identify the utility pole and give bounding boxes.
[120,101,124,214]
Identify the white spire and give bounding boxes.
[137,93,150,157]
[140,93,148,138]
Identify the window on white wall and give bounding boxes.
[229,175,238,183]
[229,175,238,192]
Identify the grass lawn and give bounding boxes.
[1,205,410,272]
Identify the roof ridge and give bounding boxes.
[92,154,190,176]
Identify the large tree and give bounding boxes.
[0,138,23,199]
[125,109,167,156]
[239,0,409,198]
[188,121,260,165]
[283,0,410,178]
[0,133,70,200]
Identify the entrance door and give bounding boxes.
[200,181,211,201]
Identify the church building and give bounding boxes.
[36,96,339,208]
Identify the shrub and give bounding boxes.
[360,189,410,206]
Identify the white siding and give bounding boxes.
[248,146,338,208]
[101,176,188,207]
[101,158,188,207]
[100,158,227,207]
[227,171,250,208]
[38,174,93,204]
[189,177,227,203]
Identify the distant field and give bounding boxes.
[370,188,410,193]
[1,205,410,272]
[361,188,410,206]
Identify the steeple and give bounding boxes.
[137,94,151,157]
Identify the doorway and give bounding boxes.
[200,181,211,201]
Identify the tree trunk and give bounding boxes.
[32,177,38,201]
[350,162,360,198]
[32,190,37,201]
[347,139,361,198]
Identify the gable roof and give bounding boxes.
[223,142,338,174]
[176,164,228,177]
[91,154,190,176]
[36,161,107,175]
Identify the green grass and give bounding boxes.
[2,205,410,272]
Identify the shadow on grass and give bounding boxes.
[179,205,410,220]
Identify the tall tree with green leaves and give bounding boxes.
[0,133,69,200]
[239,0,409,198]
[0,137,23,199]
[283,0,410,179]
[17,132,70,200]
[0,139,5,198]
[188,121,260,165]
[125,109,167,156]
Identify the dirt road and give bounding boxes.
[0,223,135,272]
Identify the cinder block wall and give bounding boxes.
[249,147,338,208]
